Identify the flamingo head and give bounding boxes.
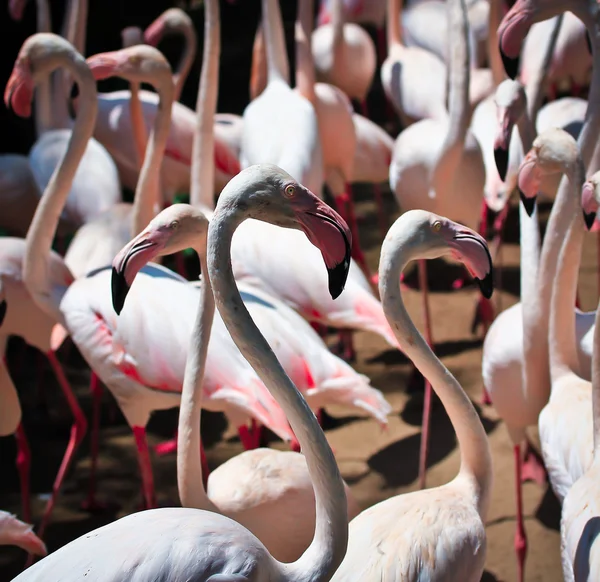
[111,205,210,315]
[144,8,193,46]
[581,171,600,231]
[86,44,172,86]
[493,79,527,182]
[382,211,494,300]
[517,128,580,217]
[215,164,352,300]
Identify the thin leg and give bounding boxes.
[514,444,527,582]
[249,418,262,449]
[37,351,88,539]
[15,424,31,524]
[200,442,209,488]
[154,431,178,456]
[132,425,157,509]
[417,260,435,490]
[81,373,105,511]
[335,330,356,362]
[238,424,259,451]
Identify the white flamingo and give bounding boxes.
[11,163,352,582]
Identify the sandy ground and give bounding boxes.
[0,185,596,581]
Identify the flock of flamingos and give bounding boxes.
[0,0,599,579]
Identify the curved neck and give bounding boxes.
[387,0,403,48]
[34,0,53,135]
[176,245,218,511]
[487,0,504,87]
[295,0,316,104]
[190,0,219,210]
[131,74,174,236]
[549,161,586,382]
[330,0,344,46]
[173,22,197,102]
[207,207,347,581]
[24,49,96,325]
[262,0,290,85]
[249,24,268,100]
[592,299,600,457]
[431,0,470,193]
[379,232,492,516]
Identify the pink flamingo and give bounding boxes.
[0,511,46,558]
[311,0,377,114]
[560,171,600,582]
[111,199,363,563]
[10,165,352,582]
[381,0,493,128]
[389,0,491,489]
[330,209,493,582]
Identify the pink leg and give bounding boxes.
[15,424,31,525]
[37,351,88,539]
[132,425,157,509]
[200,442,209,488]
[417,260,435,490]
[335,330,356,362]
[154,431,178,456]
[249,418,263,448]
[373,183,387,239]
[521,439,547,486]
[81,373,109,512]
[238,424,259,450]
[514,444,527,582]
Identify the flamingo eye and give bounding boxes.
[432,221,442,232]
[284,184,296,198]
[170,220,180,230]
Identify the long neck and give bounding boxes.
[430,0,470,193]
[295,0,316,104]
[487,0,504,86]
[131,75,174,236]
[249,24,268,100]
[262,0,290,85]
[176,243,218,510]
[330,0,344,46]
[379,234,492,516]
[592,298,600,457]
[173,22,197,102]
[24,51,97,326]
[549,161,586,382]
[207,209,347,581]
[34,0,53,135]
[525,14,563,121]
[190,0,219,210]
[387,0,403,48]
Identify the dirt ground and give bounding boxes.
[0,185,596,581]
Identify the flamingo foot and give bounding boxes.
[521,443,547,486]
[154,437,178,456]
[470,296,495,336]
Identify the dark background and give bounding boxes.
[0,0,302,155]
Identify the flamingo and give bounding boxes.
[0,511,46,558]
[516,130,595,507]
[560,173,600,582]
[4,32,300,515]
[330,209,493,582]
[0,238,78,529]
[381,0,492,128]
[520,12,592,99]
[311,0,377,113]
[389,0,491,489]
[10,163,352,582]
[111,201,363,563]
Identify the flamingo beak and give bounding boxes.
[497,5,530,80]
[111,230,165,314]
[519,191,536,217]
[449,229,494,299]
[4,62,33,118]
[517,149,539,217]
[493,114,512,182]
[296,196,352,299]
[581,182,599,231]
[0,300,6,326]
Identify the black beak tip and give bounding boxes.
[494,147,509,182]
[477,270,494,300]
[500,47,519,80]
[111,266,129,316]
[519,190,536,217]
[586,32,593,55]
[584,211,596,231]
[327,242,351,300]
[0,299,6,326]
